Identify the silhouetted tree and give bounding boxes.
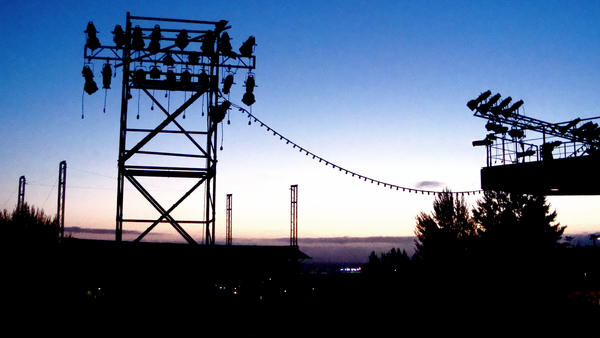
[363,248,411,275]
[414,190,477,264]
[3,203,58,245]
[472,191,565,255]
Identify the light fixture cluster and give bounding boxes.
[82,20,257,117]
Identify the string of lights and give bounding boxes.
[227,100,483,197]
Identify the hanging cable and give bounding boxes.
[226,99,483,197]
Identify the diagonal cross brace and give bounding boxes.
[125,175,197,244]
[140,87,208,157]
[133,176,207,242]
[124,89,205,162]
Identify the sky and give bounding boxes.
[0,0,599,243]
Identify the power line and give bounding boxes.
[228,100,482,197]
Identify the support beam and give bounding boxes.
[57,161,67,240]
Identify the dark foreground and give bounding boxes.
[3,239,599,336]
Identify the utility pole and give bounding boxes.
[226,194,232,246]
[57,161,67,240]
[290,184,298,247]
[17,176,25,213]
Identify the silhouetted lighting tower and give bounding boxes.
[17,175,25,213]
[290,184,298,247]
[81,13,256,244]
[57,161,67,241]
[226,194,232,246]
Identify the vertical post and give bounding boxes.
[290,184,298,247]
[17,176,26,213]
[115,12,132,242]
[226,194,232,246]
[57,161,67,240]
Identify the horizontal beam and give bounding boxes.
[130,15,222,25]
[123,219,207,224]
[133,150,206,158]
[125,169,207,178]
[126,128,207,135]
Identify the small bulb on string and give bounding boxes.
[220,145,223,151]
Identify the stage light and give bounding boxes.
[149,65,161,79]
[131,25,145,51]
[516,149,536,158]
[490,97,512,117]
[502,99,523,116]
[166,69,176,85]
[133,68,146,84]
[242,75,255,106]
[198,71,210,89]
[222,74,234,94]
[557,118,581,134]
[82,65,98,95]
[201,30,216,56]
[214,20,228,33]
[101,63,112,89]
[162,53,175,66]
[209,100,231,124]
[476,93,501,114]
[239,36,256,57]
[180,69,192,85]
[218,32,236,58]
[112,25,126,48]
[85,22,101,51]
[508,128,524,139]
[148,25,161,54]
[541,141,562,160]
[175,29,189,50]
[472,137,493,147]
[485,121,508,134]
[466,90,491,111]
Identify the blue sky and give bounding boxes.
[0,0,599,241]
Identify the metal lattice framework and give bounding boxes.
[82,13,256,244]
[57,161,66,240]
[290,184,298,247]
[468,90,600,167]
[225,193,232,246]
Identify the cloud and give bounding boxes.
[415,180,444,189]
[65,226,140,235]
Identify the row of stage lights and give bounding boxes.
[82,21,256,115]
[469,90,600,159]
[227,100,482,197]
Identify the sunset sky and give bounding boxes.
[1,0,599,243]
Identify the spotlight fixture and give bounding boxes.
[218,32,236,58]
[148,25,161,54]
[201,30,216,56]
[198,71,210,89]
[541,141,562,160]
[209,100,231,124]
[131,25,145,51]
[175,29,189,50]
[516,148,536,158]
[101,63,112,89]
[166,69,176,85]
[508,128,525,139]
[472,134,496,147]
[239,36,255,57]
[188,52,200,65]
[180,69,192,85]
[133,68,146,84]
[112,25,126,48]
[466,90,491,111]
[222,74,234,94]
[476,93,501,114]
[242,75,255,106]
[85,22,101,51]
[149,65,161,79]
[557,118,581,134]
[82,65,98,95]
[490,97,512,116]
[501,99,524,116]
[485,121,508,134]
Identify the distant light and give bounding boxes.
[85,22,101,51]
[131,25,145,51]
[239,36,256,57]
[175,29,189,51]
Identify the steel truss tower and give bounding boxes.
[57,161,67,240]
[17,176,25,212]
[225,194,232,246]
[290,184,298,247]
[83,13,256,244]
